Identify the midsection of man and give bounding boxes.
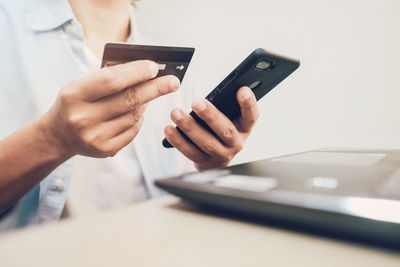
[0,0,195,229]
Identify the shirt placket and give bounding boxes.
[62,20,89,75]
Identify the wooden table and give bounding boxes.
[0,196,399,266]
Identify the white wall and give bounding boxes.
[134,0,400,164]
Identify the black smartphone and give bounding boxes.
[162,48,300,148]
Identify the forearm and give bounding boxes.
[0,115,71,213]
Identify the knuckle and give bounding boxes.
[189,151,205,163]
[169,133,182,147]
[96,143,113,158]
[168,133,186,150]
[63,80,79,93]
[194,162,211,171]
[106,145,121,158]
[81,131,96,146]
[203,140,217,155]
[123,88,133,109]
[59,94,70,107]
[102,143,119,158]
[201,109,215,121]
[220,160,231,167]
[127,88,142,107]
[66,112,88,130]
[131,92,142,106]
[171,138,182,148]
[245,112,259,127]
[128,123,142,141]
[153,79,166,97]
[249,116,258,126]
[179,123,191,133]
[132,113,143,124]
[222,127,235,139]
[59,85,76,105]
[80,132,117,158]
[233,141,244,153]
[219,154,233,165]
[137,104,147,115]
[137,116,144,127]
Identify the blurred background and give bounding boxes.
[134,0,400,164]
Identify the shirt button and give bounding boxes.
[79,65,88,73]
[60,33,68,40]
[54,178,64,192]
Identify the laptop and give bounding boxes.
[155,149,400,249]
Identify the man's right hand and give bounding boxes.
[41,60,180,158]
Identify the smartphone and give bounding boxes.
[162,48,300,148]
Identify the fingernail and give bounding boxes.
[165,126,173,136]
[241,87,252,100]
[149,61,159,77]
[172,109,183,121]
[169,76,180,90]
[192,98,206,112]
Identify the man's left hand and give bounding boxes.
[164,86,259,170]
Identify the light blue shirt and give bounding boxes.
[0,0,196,231]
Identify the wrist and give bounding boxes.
[36,113,74,160]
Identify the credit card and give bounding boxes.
[101,43,195,82]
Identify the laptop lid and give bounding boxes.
[155,149,400,249]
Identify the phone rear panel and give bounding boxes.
[206,49,300,120]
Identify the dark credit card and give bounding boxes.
[101,43,195,82]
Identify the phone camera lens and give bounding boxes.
[255,61,271,70]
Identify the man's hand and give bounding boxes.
[42,60,180,158]
[164,86,259,170]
